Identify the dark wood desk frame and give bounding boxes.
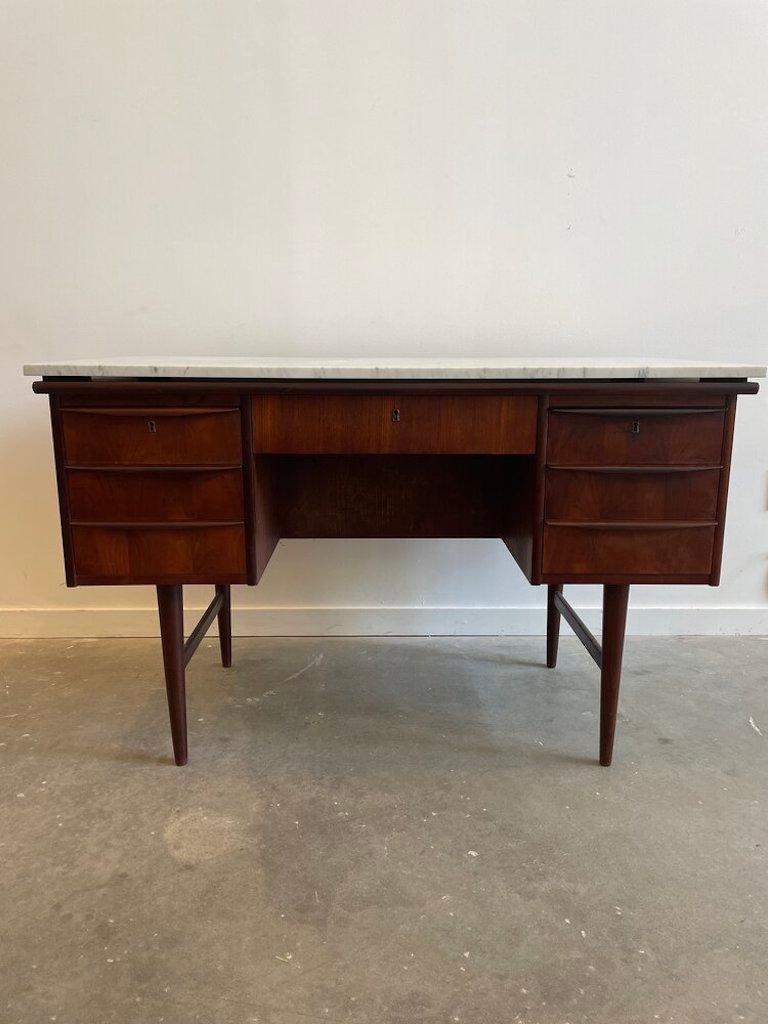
[33,375,759,767]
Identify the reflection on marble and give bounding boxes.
[23,356,767,379]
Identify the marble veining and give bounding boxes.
[22,356,767,379]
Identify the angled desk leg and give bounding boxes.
[546,584,563,668]
[600,584,630,767]
[216,584,232,668]
[156,583,234,766]
[546,583,630,766]
[157,585,187,766]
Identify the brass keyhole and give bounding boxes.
[147,419,157,433]
[631,419,640,434]
[391,408,401,423]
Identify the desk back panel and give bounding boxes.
[264,454,526,538]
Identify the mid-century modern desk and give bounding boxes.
[25,357,765,767]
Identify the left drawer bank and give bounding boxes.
[52,400,249,585]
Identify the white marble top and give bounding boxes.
[23,356,766,380]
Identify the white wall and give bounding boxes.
[1,0,766,638]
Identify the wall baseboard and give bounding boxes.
[1,605,767,639]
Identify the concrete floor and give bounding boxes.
[1,635,767,1024]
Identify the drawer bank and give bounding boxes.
[25,357,765,766]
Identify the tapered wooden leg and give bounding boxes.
[546,584,563,668]
[216,584,232,668]
[599,584,630,767]
[156,584,187,766]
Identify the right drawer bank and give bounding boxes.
[542,404,729,580]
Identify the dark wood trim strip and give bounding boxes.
[240,395,258,585]
[545,520,717,530]
[70,521,244,529]
[549,407,725,416]
[530,395,549,583]
[49,395,76,587]
[64,464,243,473]
[546,464,722,473]
[183,590,225,668]
[542,572,711,585]
[32,379,760,397]
[62,406,239,416]
[553,589,602,668]
[710,394,738,585]
[75,573,249,586]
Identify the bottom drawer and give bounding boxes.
[543,524,715,577]
[72,525,247,583]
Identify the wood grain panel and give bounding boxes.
[269,454,521,537]
[545,467,721,522]
[252,395,537,453]
[390,396,537,453]
[67,468,244,523]
[547,408,725,466]
[62,408,241,465]
[253,396,390,453]
[71,524,247,583]
[542,523,715,576]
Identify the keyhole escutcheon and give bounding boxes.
[147,419,157,433]
[391,408,401,423]
[631,419,640,435]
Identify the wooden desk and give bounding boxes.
[26,358,765,766]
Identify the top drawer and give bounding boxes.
[61,408,242,466]
[252,395,537,454]
[547,407,725,466]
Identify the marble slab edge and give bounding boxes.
[22,361,768,380]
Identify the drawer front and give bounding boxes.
[389,396,537,454]
[253,396,389,453]
[547,408,725,466]
[545,467,720,522]
[252,395,537,454]
[62,408,242,465]
[67,468,244,523]
[543,524,715,576]
[71,525,247,583]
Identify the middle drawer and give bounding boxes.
[67,468,245,523]
[545,466,720,522]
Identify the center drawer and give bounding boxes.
[252,394,537,454]
[61,407,242,466]
[547,407,725,466]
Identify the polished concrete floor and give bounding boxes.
[1,634,767,1024]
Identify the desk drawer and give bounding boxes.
[67,468,244,523]
[252,395,537,453]
[62,407,242,466]
[547,408,725,466]
[543,523,715,576]
[71,524,247,583]
[545,467,720,522]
